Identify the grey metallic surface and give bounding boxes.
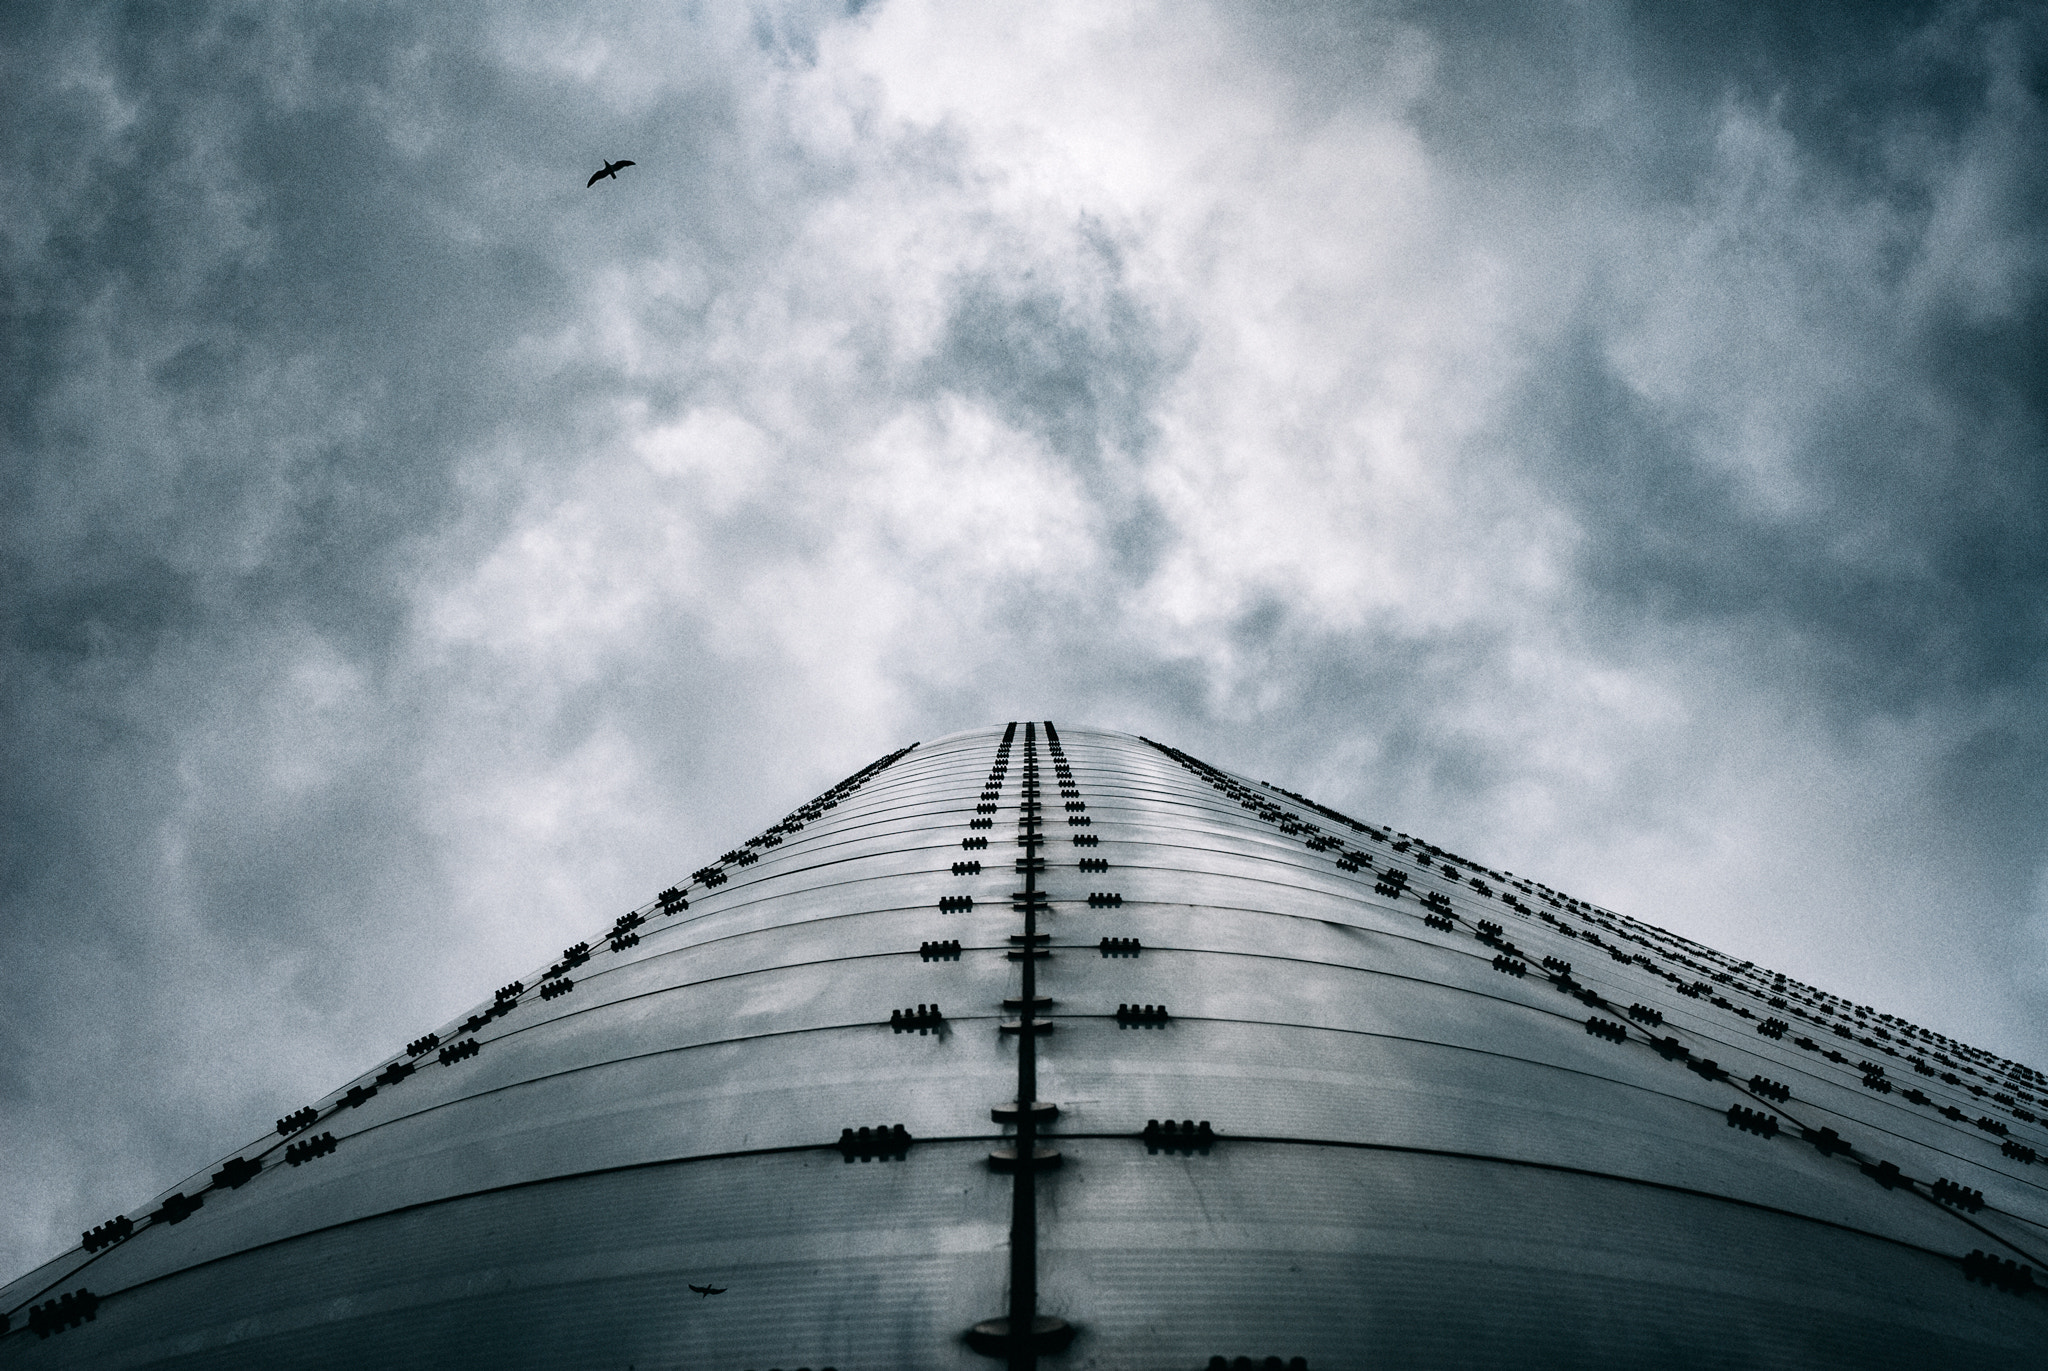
[5,723,2045,1368]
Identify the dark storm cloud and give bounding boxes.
[1485,2,2048,717]
[3,5,546,666]
[1539,319,2048,707]
[0,0,776,1278]
[4,0,2044,1286]
[931,262,1171,467]
[1450,4,2048,971]
[921,220,1188,581]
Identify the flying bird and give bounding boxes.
[587,159,636,187]
[688,1284,727,1298]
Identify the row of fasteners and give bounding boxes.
[920,940,962,960]
[838,1124,913,1160]
[79,1216,131,1252]
[19,1289,98,1339]
[1727,1105,1779,1137]
[53,747,927,1279]
[1749,1075,1791,1102]
[1571,951,2042,1285]
[1118,1003,1172,1025]
[1144,1118,1215,1154]
[1150,735,2048,1242]
[1568,911,2041,1150]
[683,743,915,891]
[1484,843,2039,1167]
[276,1105,319,1137]
[891,1004,944,1032]
[1961,1250,2034,1294]
[284,1132,337,1166]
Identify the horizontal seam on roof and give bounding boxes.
[284,1008,1880,1202]
[257,1014,1034,1168]
[513,854,2043,1185]
[1056,936,2045,1177]
[11,1133,1019,1318]
[667,829,1412,932]
[37,1131,1979,1323]
[1044,1132,1997,1262]
[663,781,1405,906]
[556,907,2041,1190]
[1038,1004,2046,1198]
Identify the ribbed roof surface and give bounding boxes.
[5,723,2045,1368]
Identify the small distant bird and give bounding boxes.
[688,1284,727,1298]
[587,159,636,187]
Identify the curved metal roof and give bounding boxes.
[5,723,2044,1368]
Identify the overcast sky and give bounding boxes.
[4,0,2044,1280]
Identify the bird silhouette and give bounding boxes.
[587,159,636,187]
[688,1284,727,1297]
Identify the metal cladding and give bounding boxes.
[4,726,2046,1369]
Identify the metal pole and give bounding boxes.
[1009,722,1040,1371]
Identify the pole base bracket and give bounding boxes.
[988,1144,1062,1172]
[966,1316,1075,1355]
